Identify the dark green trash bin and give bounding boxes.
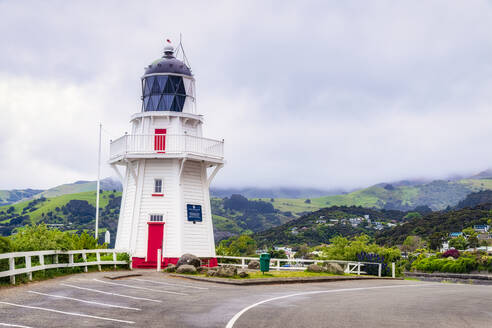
[260,253,271,273]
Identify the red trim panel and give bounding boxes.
[151,193,164,197]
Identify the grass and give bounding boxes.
[237,270,344,279]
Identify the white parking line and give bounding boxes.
[0,323,34,328]
[61,283,162,303]
[93,279,188,295]
[28,291,141,311]
[225,283,441,328]
[0,301,135,324]
[131,278,209,290]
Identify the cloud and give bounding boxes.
[1,1,492,190]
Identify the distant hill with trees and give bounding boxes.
[252,206,407,248]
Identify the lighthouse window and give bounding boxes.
[150,214,163,222]
[154,179,162,193]
[142,75,188,112]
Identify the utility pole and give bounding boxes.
[95,123,102,241]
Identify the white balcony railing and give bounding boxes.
[109,134,224,160]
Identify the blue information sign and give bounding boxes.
[187,204,202,223]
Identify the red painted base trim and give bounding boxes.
[151,193,164,197]
[131,257,218,269]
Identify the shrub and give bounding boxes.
[441,249,460,259]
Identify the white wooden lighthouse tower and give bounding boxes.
[109,41,224,268]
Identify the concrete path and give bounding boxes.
[0,270,491,328]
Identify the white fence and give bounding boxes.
[110,134,224,160]
[216,255,396,278]
[0,249,128,284]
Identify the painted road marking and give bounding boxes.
[0,324,34,328]
[28,291,141,311]
[225,283,441,328]
[93,279,188,295]
[61,283,162,303]
[0,301,135,324]
[131,278,209,290]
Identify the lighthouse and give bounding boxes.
[109,41,224,268]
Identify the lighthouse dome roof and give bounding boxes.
[144,49,192,76]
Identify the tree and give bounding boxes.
[304,199,311,204]
[216,235,257,256]
[429,232,447,251]
[401,236,426,252]
[294,244,311,259]
[449,236,468,250]
[462,227,479,250]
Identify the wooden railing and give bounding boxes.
[110,134,224,160]
[0,249,129,284]
[215,255,395,278]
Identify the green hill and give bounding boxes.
[264,178,492,212]
[0,191,121,245]
[0,189,44,206]
[38,178,122,198]
[252,206,407,248]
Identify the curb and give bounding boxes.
[104,273,143,280]
[168,274,399,285]
[405,272,492,281]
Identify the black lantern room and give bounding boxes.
[142,45,192,112]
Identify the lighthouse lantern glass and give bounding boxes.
[142,75,189,112]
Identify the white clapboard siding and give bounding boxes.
[181,161,211,256]
[115,164,137,250]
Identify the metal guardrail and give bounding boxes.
[215,255,396,278]
[0,249,129,284]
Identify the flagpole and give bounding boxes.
[95,123,102,241]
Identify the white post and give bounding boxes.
[25,255,32,281]
[241,258,245,269]
[357,262,361,275]
[95,122,102,241]
[9,256,15,284]
[96,252,101,271]
[69,254,74,268]
[276,259,280,271]
[378,263,382,277]
[105,230,110,245]
[82,253,88,273]
[157,249,162,272]
[392,262,395,278]
[113,251,117,269]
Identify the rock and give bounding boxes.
[324,263,344,274]
[177,254,201,268]
[176,264,197,274]
[164,264,176,273]
[206,269,217,277]
[238,270,249,278]
[197,266,208,274]
[216,265,237,277]
[247,260,260,269]
[306,264,323,273]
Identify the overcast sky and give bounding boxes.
[1,1,492,190]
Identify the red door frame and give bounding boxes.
[147,222,164,263]
[154,129,166,153]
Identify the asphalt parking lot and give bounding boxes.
[0,270,491,328]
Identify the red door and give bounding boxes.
[147,222,164,263]
[154,129,166,153]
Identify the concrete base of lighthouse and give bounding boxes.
[131,257,218,269]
